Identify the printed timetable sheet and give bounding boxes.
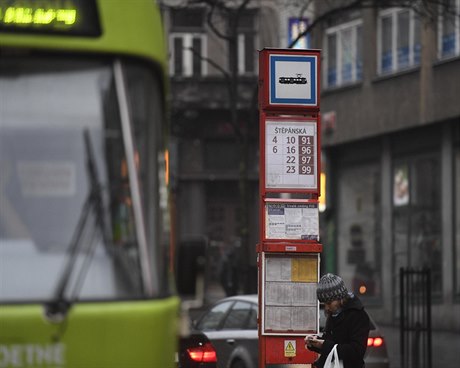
[265,119,318,190]
[265,202,319,241]
[263,255,318,333]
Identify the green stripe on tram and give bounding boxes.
[0,297,180,368]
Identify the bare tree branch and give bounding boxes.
[289,0,364,48]
[187,47,231,82]
[199,0,253,41]
[206,1,230,41]
[287,0,459,48]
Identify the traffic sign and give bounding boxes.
[259,48,320,111]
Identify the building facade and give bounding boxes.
[161,0,314,294]
[314,1,460,331]
[161,0,460,331]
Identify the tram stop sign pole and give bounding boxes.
[257,48,322,368]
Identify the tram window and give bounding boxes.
[0,57,164,302]
[122,62,169,293]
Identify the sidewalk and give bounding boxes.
[379,324,460,368]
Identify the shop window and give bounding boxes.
[324,19,362,88]
[438,0,460,59]
[337,164,382,301]
[392,156,442,296]
[378,8,421,75]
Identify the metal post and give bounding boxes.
[426,268,432,368]
[400,267,405,368]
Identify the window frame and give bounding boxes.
[438,0,460,59]
[236,10,258,76]
[454,138,460,298]
[377,7,421,75]
[169,32,208,77]
[237,32,256,75]
[323,18,363,89]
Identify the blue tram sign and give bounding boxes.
[259,48,320,111]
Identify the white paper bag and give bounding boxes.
[324,344,344,368]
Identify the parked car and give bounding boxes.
[178,328,218,368]
[193,294,389,368]
[193,295,258,368]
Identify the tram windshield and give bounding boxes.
[0,57,164,303]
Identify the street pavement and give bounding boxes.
[379,323,460,368]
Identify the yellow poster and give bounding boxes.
[291,257,317,282]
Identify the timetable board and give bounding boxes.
[262,253,319,334]
[264,201,319,241]
[265,118,318,191]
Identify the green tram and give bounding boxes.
[0,1,179,367]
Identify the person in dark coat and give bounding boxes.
[305,273,370,368]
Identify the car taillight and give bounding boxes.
[368,337,384,347]
[187,342,217,363]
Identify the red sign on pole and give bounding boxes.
[258,48,322,368]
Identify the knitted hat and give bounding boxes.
[317,273,348,303]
